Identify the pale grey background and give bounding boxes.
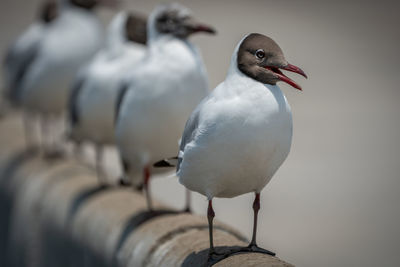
[1,0,400,266]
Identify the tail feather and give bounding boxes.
[153,156,178,168]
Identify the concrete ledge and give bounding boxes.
[0,114,294,267]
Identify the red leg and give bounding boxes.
[144,166,152,211]
[250,193,260,246]
[245,193,275,256]
[183,189,191,213]
[208,199,215,255]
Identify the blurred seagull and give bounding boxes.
[155,33,307,262]
[115,3,216,210]
[68,11,147,184]
[3,0,58,108]
[15,0,118,156]
[2,0,58,139]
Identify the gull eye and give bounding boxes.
[255,49,265,59]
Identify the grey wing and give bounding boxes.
[114,81,130,125]
[177,106,201,172]
[68,76,86,127]
[5,41,40,104]
[153,100,204,170]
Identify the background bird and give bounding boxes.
[168,33,307,262]
[2,0,58,142]
[115,3,216,211]
[16,0,118,157]
[68,10,147,184]
[3,0,58,107]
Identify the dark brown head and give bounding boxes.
[237,33,307,90]
[69,0,118,10]
[40,0,58,23]
[125,13,147,45]
[154,4,216,39]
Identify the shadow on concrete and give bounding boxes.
[0,147,39,186]
[66,184,112,226]
[112,209,180,265]
[0,147,39,267]
[182,245,276,267]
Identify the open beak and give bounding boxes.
[190,24,216,34]
[265,63,307,91]
[185,19,216,35]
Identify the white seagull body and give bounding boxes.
[177,39,293,199]
[167,32,306,260]
[19,2,104,115]
[115,4,210,186]
[3,23,46,103]
[3,0,58,106]
[69,12,146,145]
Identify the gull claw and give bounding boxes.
[240,244,276,256]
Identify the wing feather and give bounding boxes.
[68,77,86,127]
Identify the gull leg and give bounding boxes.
[118,158,132,187]
[206,199,229,264]
[72,140,84,158]
[22,113,36,148]
[95,145,106,185]
[183,189,191,213]
[40,115,50,155]
[207,199,215,256]
[250,192,260,247]
[118,176,132,187]
[243,193,275,256]
[50,115,64,156]
[144,166,153,211]
[40,115,64,159]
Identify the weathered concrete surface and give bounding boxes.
[0,113,293,267]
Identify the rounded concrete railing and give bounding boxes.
[0,113,293,267]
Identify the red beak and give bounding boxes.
[191,24,217,34]
[282,64,308,79]
[265,63,307,91]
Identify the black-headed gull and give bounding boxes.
[16,0,117,156]
[156,33,307,261]
[115,3,216,210]
[2,0,57,139]
[3,0,58,107]
[67,11,147,183]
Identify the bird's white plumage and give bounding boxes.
[19,4,104,115]
[3,22,46,101]
[115,4,209,185]
[177,38,293,199]
[70,12,146,144]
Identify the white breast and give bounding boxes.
[178,72,293,199]
[20,8,104,115]
[115,37,209,181]
[4,23,45,95]
[74,44,146,144]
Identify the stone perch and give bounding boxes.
[0,113,293,267]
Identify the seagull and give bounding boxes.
[16,0,117,156]
[68,11,147,184]
[3,0,58,107]
[155,33,307,261]
[115,3,216,210]
[2,0,58,138]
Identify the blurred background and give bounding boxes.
[1,0,399,266]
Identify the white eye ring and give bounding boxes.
[255,49,265,59]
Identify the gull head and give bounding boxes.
[237,33,307,90]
